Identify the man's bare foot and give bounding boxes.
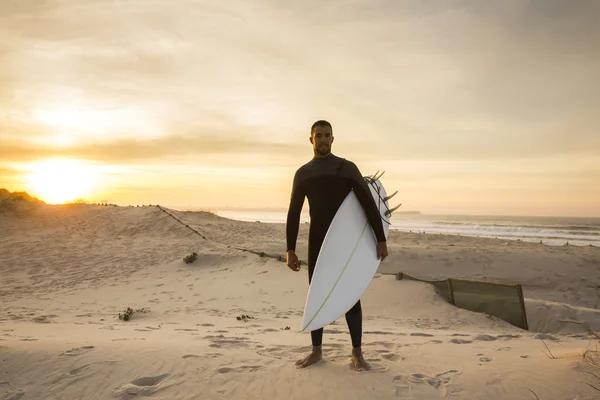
[295,346,322,368]
[351,347,370,371]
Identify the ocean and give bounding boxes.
[211,210,600,247]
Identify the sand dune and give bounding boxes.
[1,204,599,399]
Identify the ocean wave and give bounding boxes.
[390,223,600,246]
[432,221,600,232]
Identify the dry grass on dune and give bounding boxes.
[529,321,600,398]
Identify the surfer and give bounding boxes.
[285,119,388,371]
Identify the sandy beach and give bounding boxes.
[1,203,599,400]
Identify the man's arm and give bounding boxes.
[286,171,306,253]
[346,162,387,243]
[286,171,306,271]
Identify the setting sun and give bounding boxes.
[26,159,101,204]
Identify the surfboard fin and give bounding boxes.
[366,170,380,183]
[383,190,398,202]
[385,203,402,217]
[373,170,385,181]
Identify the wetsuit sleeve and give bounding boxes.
[347,162,387,243]
[286,171,306,252]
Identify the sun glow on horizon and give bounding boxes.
[32,107,164,142]
[25,159,101,204]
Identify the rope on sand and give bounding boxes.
[155,205,207,240]
[155,205,308,265]
[233,247,308,265]
[234,247,285,261]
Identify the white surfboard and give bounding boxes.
[301,173,396,332]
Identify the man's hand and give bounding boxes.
[287,250,301,272]
[376,241,388,261]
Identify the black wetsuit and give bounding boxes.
[286,154,386,347]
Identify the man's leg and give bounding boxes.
[345,300,370,371]
[311,328,324,347]
[296,249,323,368]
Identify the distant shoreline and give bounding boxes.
[172,206,600,220]
[181,206,422,215]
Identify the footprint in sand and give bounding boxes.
[32,315,57,323]
[497,334,521,339]
[487,376,504,385]
[381,353,405,362]
[69,365,90,375]
[183,352,221,359]
[365,331,396,336]
[205,335,254,349]
[131,375,170,386]
[57,346,95,356]
[479,357,493,362]
[393,370,461,398]
[0,381,25,400]
[449,339,472,344]
[113,374,172,399]
[50,362,96,385]
[217,365,263,373]
[145,326,161,330]
[534,333,559,341]
[373,346,404,362]
[474,334,497,341]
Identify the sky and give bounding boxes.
[1,0,599,217]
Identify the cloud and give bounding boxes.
[0,129,301,164]
[3,0,598,131]
[1,0,599,212]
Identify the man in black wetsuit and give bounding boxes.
[286,120,388,371]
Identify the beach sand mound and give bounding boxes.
[0,189,45,216]
[0,188,11,201]
[0,205,599,399]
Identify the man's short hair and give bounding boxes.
[311,120,333,135]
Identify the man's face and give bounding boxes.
[310,126,334,157]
